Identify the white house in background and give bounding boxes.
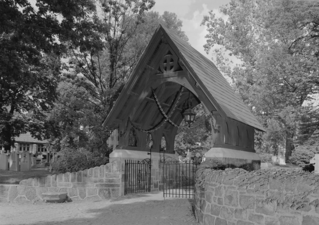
[1,132,49,159]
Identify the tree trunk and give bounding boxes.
[285,134,294,163]
[3,123,13,152]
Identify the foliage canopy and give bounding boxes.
[202,0,319,160]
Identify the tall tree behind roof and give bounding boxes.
[49,6,190,153]
[201,0,319,159]
[0,0,98,151]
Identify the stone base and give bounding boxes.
[204,147,261,171]
[109,149,177,160]
[109,149,177,169]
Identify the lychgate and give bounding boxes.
[103,25,265,196]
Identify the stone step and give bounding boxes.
[42,192,67,203]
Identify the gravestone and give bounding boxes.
[9,152,19,171]
[0,154,8,170]
[310,154,319,174]
[107,129,119,150]
[20,152,31,171]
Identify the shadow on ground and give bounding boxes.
[6,197,198,225]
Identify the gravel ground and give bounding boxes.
[0,193,198,225]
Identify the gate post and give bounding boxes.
[108,157,125,197]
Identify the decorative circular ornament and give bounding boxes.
[160,54,178,72]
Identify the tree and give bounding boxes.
[49,7,190,153]
[289,1,319,64]
[0,0,99,151]
[202,0,319,160]
[289,137,319,167]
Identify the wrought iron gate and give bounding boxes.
[161,159,197,199]
[124,159,151,195]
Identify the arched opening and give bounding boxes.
[128,127,138,147]
[246,129,251,149]
[224,122,230,144]
[160,135,167,152]
[236,126,240,146]
[146,133,153,150]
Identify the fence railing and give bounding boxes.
[124,159,151,195]
[162,161,197,199]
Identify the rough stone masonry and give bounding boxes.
[0,160,123,203]
[194,167,319,225]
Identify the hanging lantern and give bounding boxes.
[183,108,196,127]
[182,90,196,127]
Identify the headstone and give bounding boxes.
[278,157,286,165]
[0,154,8,170]
[9,152,19,171]
[313,154,319,174]
[20,152,31,171]
[31,155,36,167]
[272,155,286,165]
[31,144,37,154]
[14,143,19,151]
[107,129,119,150]
[185,149,191,162]
[261,162,271,169]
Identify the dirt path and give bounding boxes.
[0,192,198,225]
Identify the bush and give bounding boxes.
[289,144,319,167]
[51,147,109,173]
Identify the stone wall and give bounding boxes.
[0,160,123,203]
[194,167,319,225]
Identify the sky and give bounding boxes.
[27,0,230,59]
[152,0,231,57]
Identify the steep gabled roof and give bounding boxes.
[161,26,264,131]
[104,25,264,131]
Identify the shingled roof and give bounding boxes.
[160,26,264,131]
[104,25,264,132]
[15,132,48,144]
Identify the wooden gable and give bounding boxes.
[104,25,264,133]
